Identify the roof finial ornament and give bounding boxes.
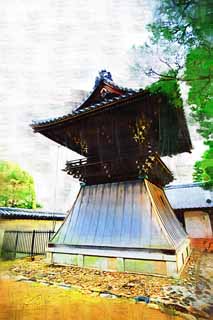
[94,70,113,88]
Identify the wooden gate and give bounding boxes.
[1,230,55,259]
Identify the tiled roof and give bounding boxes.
[31,73,192,158]
[165,183,213,210]
[0,207,66,220]
[32,87,143,128]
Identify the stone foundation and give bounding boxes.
[46,239,191,277]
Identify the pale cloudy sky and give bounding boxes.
[0,0,205,211]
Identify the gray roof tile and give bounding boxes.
[0,207,66,220]
[165,183,213,209]
[32,89,142,127]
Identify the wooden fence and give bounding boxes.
[1,230,55,260]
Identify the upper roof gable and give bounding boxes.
[31,70,139,128]
[75,78,135,111]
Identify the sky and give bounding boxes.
[0,0,205,212]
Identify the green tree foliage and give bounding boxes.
[0,161,39,208]
[193,141,213,187]
[132,0,213,187]
[148,0,212,47]
[147,70,183,108]
[185,47,213,139]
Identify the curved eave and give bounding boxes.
[31,90,192,158]
[31,90,147,132]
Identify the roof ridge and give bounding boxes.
[0,207,65,215]
[165,182,206,189]
[102,78,137,93]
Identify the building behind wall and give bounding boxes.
[0,207,66,255]
[165,183,213,250]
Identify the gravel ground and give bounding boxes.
[0,249,212,319]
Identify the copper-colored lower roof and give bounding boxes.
[51,180,187,250]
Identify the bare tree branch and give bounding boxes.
[145,68,213,82]
[158,57,174,70]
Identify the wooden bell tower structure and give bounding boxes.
[32,70,192,276]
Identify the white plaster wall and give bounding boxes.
[184,211,213,238]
